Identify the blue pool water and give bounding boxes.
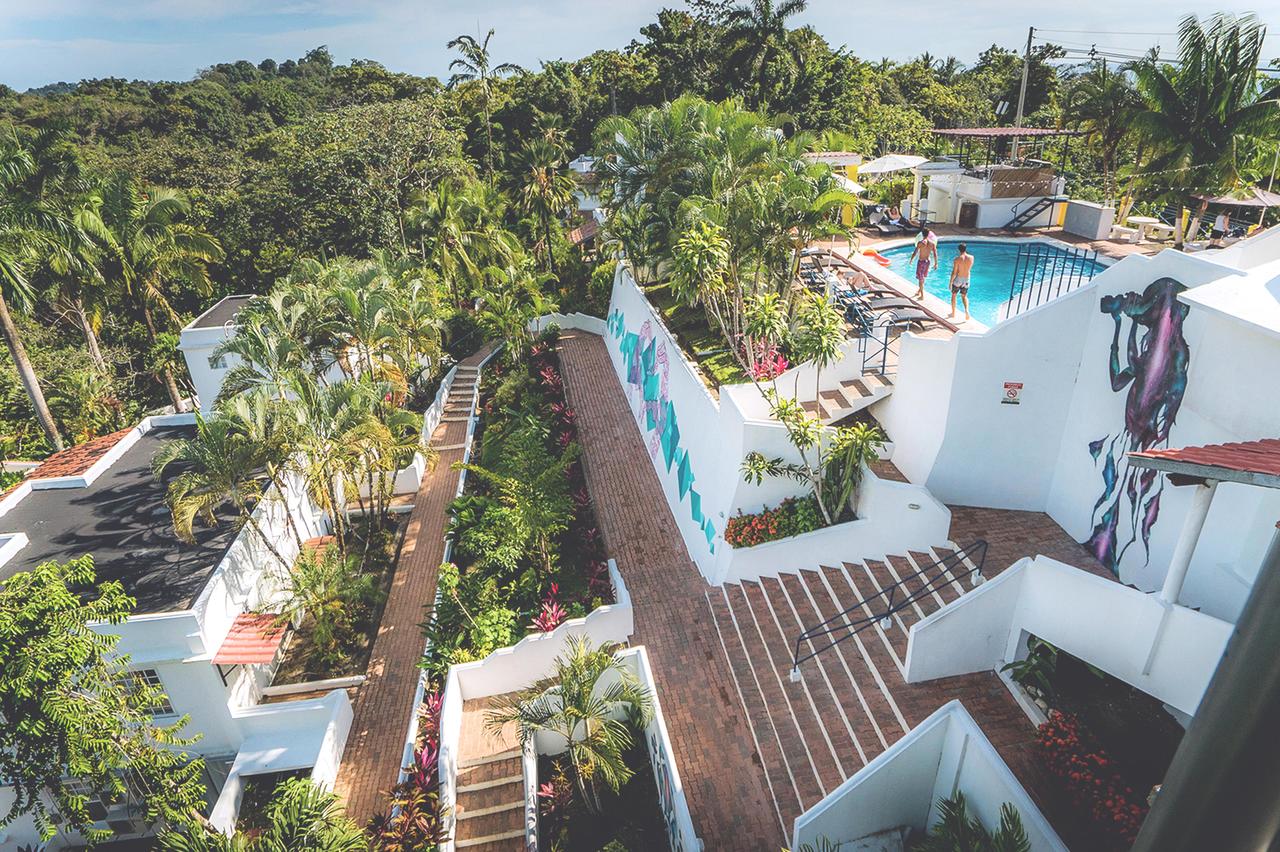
[878,239,1105,325]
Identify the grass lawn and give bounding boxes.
[642,282,747,390]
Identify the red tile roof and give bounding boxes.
[1131,439,1280,483]
[212,612,288,664]
[29,428,134,479]
[568,217,599,246]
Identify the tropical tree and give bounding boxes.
[158,777,366,852]
[486,637,653,814]
[405,179,519,302]
[273,543,378,669]
[154,413,293,573]
[824,422,886,519]
[515,138,577,277]
[475,260,556,360]
[722,0,809,109]
[447,29,524,179]
[0,556,206,843]
[98,175,225,410]
[1064,59,1141,203]
[1131,14,1280,245]
[0,133,68,450]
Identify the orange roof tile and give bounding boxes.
[212,612,288,664]
[29,428,134,479]
[1131,439,1280,485]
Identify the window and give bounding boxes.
[208,353,228,370]
[123,668,175,717]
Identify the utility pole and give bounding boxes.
[1012,25,1034,161]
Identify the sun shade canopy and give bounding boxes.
[1129,439,1280,489]
[213,612,288,664]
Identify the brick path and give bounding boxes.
[334,347,490,825]
[557,330,782,851]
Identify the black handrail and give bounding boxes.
[1005,243,1100,319]
[789,540,989,677]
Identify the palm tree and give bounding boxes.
[157,777,366,852]
[446,29,523,179]
[486,637,652,814]
[98,175,224,410]
[914,792,1031,852]
[273,544,376,669]
[153,414,293,574]
[406,180,518,303]
[1065,59,1141,204]
[0,134,68,451]
[722,0,809,109]
[515,138,576,277]
[1131,14,1280,245]
[219,390,308,551]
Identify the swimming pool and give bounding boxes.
[878,239,1105,325]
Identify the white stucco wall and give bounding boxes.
[793,700,1066,851]
[904,556,1232,717]
[885,244,1280,621]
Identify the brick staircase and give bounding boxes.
[454,749,525,850]
[452,694,526,851]
[704,544,985,831]
[798,374,894,423]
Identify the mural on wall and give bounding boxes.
[648,727,687,852]
[607,307,715,553]
[1083,277,1190,575]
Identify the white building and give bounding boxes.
[0,415,351,848]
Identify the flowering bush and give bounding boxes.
[369,689,445,849]
[749,342,789,381]
[1037,711,1148,846]
[531,583,569,632]
[724,495,823,548]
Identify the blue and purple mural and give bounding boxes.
[1083,277,1190,575]
[607,307,715,554]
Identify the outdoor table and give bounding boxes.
[1126,215,1162,241]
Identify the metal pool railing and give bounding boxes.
[1006,243,1101,319]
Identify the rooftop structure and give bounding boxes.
[0,426,238,613]
[189,294,252,330]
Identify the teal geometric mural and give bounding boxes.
[607,307,715,553]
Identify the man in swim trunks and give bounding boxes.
[909,227,937,300]
[949,242,973,321]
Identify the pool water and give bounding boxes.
[878,239,1105,325]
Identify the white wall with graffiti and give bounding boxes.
[880,233,1280,622]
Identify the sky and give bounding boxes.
[0,0,1277,91]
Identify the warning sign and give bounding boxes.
[1002,382,1023,405]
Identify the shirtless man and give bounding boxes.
[909,227,937,300]
[949,242,973,321]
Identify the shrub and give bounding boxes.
[724,495,823,548]
[369,690,445,849]
[1036,711,1148,846]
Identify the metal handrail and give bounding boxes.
[789,540,989,678]
[1006,243,1099,319]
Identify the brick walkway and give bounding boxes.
[333,347,490,825]
[557,331,782,851]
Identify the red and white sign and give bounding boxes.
[1002,381,1023,405]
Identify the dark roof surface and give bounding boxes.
[0,426,240,613]
[189,295,252,330]
[1130,439,1280,488]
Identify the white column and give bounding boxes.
[1160,481,1219,605]
[911,170,925,220]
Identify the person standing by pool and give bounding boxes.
[949,242,973,321]
[909,227,937,300]
[1210,211,1231,247]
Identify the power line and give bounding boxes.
[1034,28,1172,36]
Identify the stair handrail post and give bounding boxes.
[880,585,896,630]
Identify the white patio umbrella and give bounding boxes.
[858,154,928,176]
[832,173,866,194]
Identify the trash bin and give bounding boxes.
[959,202,979,229]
